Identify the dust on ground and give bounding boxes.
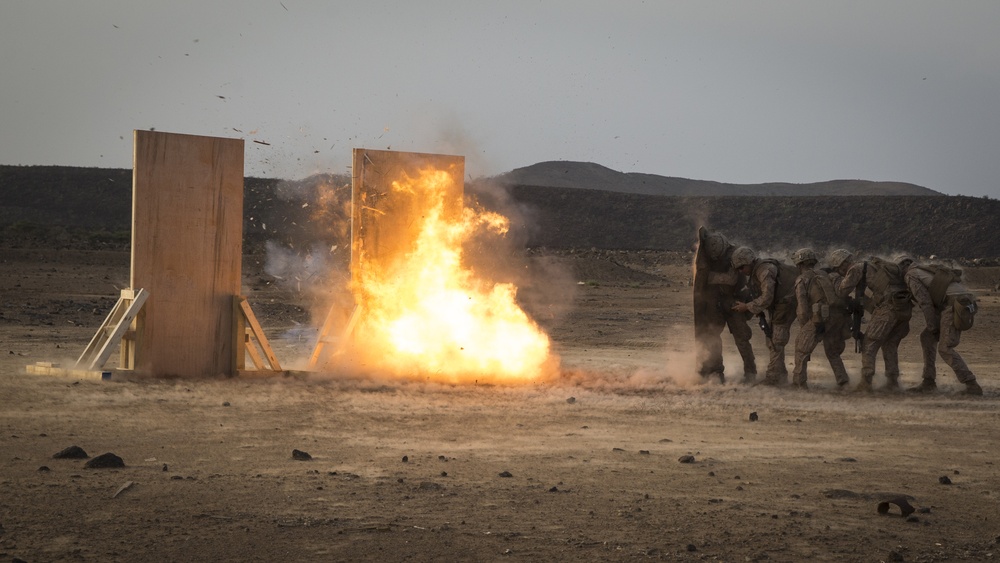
[2,248,999,562]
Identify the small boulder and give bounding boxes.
[85,453,125,469]
[53,445,89,459]
[291,449,312,461]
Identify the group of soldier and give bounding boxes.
[693,227,983,395]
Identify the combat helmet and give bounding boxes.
[792,248,818,266]
[828,249,854,268]
[702,232,731,261]
[731,246,757,270]
[894,253,916,270]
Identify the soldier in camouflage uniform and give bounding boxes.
[790,248,850,389]
[902,258,983,395]
[693,227,757,384]
[731,247,798,386]
[834,251,912,392]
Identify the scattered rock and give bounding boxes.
[906,515,920,523]
[549,486,559,492]
[291,449,312,461]
[678,455,696,464]
[38,466,50,472]
[877,497,915,517]
[402,455,409,463]
[222,401,231,407]
[566,397,576,404]
[837,457,857,462]
[658,438,672,443]
[162,464,168,472]
[53,445,89,459]
[498,471,513,478]
[639,450,650,455]
[686,543,697,552]
[749,412,758,422]
[938,475,952,485]
[440,471,447,477]
[887,550,905,562]
[85,452,125,469]
[418,481,442,490]
[612,447,625,452]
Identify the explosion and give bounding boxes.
[337,166,552,383]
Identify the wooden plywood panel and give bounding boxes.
[131,130,244,377]
[351,149,465,284]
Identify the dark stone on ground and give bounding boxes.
[877,497,916,517]
[292,449,312,461]
[938,475,952,485]
[498,471,513,478]
[38,466,50,472]
[749,412,758,422]
[53,445,89,459]
[401,455,408,463]
[678,455,696,464]
[84,452,124,468]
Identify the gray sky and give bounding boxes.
[3,1,999,197]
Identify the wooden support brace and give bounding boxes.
[307,304,361,370]
[75,288,148,371]
[233,295,282,375]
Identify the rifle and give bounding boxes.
[851,262,868,353]
[757,312,774,340]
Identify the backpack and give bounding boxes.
[867,257,912,319]
[913,264,964,308]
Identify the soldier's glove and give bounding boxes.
[815,322,826,336]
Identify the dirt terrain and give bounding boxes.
[2,248,1000,562]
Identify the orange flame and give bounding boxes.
[346,167,552,383]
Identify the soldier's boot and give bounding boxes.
[755,374,781,387]
[883,375,900,392]
[854,378,873,393]
[963,380,983,396]
[741,372,757,386]
[908,379,937,393]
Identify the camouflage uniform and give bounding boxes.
[791,267,850,388]
[693,228,756,382]
[745,259,798,384]
[839,259,911,391]
[904,264,981,393]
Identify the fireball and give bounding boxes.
[341,167,551,383]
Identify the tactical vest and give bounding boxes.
[752,259,798,304]
[800,269,842,319]
[867,257,913,316]
[913,264,963,308]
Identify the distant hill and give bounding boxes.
[495,161,941,196]
[3,164,997,259]
[476,184,1000,258]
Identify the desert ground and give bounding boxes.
[2,247,999,562]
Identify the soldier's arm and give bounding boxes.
[748,265,776,315]
[794,277,809,325]
[905,271,938,329]
[837,264,861,298]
